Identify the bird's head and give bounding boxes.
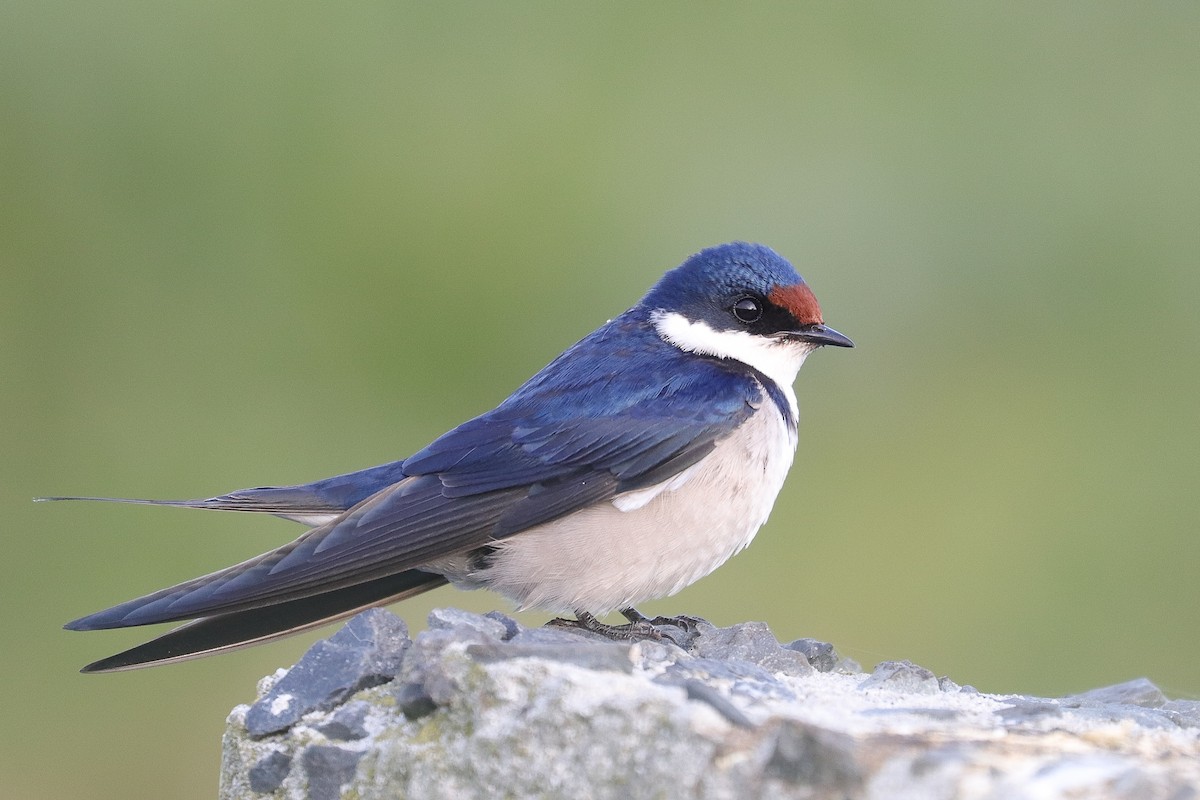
[643,242,853,386]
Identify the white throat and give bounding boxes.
[651,309,809,419]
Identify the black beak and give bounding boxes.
[789,324,854,348]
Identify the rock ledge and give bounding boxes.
[219,608,1200,799]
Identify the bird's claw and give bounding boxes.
[622,608,705,635]
[546,609,707,647]
[547,612,664,641]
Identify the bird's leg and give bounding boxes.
[547,610,663,641]
[548,608,708,643]
[621,607,703,635]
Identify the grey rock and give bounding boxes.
[763,719,863,790]
[399,627,492,706]
[220,609,1200,800]
[482,610,521,640]
[300,745,361,800]
[693,621,813,676]
[630,637,692,670]
[393,681,437,720]
[839,656,864,674]
[1068,705,1180,731]
[465,639,635,673]
[675,678,755,728]
[244,608,409,737]
[1020,753,1163,800]
[508,625,592,646]
[1054,678,1180,730]
[1163,699,1200,729]
[937,676,961,693]
[783,637,838,672]
[997,699,1062,723]
[316,701,369,741]
[858,659,941,694]
[659,657,797,703]
[664,655,777,684]
[860,706,961,721]
[1063,677,1169,709]
[427,607,509,640]
[247,750,290,793]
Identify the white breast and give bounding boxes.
[475,399,798,614]
[436,308,817,614]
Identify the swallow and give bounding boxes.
[47,242,853,672]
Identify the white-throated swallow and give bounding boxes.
[48,242,852,672]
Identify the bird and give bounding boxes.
[47,242,853,672]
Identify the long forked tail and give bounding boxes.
[35,488,348,527]
[36,460,411,526]
[76,568,448,673]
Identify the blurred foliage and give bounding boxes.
[2,3,1198,799]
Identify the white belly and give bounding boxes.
[473,402,797,614]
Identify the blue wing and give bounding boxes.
[67,311,769,630]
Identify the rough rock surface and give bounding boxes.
[219,608,1200,799]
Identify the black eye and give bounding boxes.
[731,296,763,323]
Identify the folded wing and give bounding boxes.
[66,318,765,641]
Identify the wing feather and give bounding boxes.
[66,313,769,632]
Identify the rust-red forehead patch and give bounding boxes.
[768,283,823,325]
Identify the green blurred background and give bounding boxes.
[3,3,1198,798]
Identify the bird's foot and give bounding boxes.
[547,610,662,641]
[620,607,705,636]
[546,608,706,648]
